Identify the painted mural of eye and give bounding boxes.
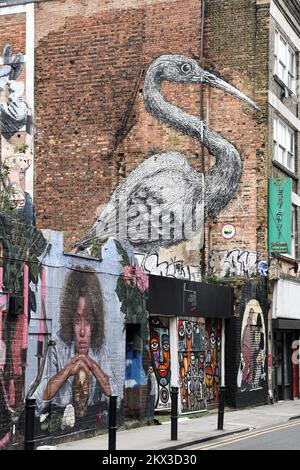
[181,63,192,74]
[151,340,159,351]
[186,322,193,337]
[178,324,185,337]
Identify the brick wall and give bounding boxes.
[204,0,270,273]
[34,0,271,272]
[34,0,203,251]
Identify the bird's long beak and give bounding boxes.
[200,70,261,112]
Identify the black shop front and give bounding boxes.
[147,276,234,413]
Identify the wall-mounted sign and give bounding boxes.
[268,177,291,255]
[184,289,199,315]
[221,224,236,240]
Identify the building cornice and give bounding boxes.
[0,0,45,7]
[273,0,300,37]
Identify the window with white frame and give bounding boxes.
[274,30,296,92]
[273,117,296,172]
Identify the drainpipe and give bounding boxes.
[200,0,206,280]
[221,319,225,387]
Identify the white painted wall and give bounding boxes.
[272,279,300,320]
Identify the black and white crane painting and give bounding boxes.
[78,54,259,277]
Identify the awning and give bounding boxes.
[273,319,300,330]
[148,275,234,318]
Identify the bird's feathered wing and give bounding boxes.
[77,151,204,251]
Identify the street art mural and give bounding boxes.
[237,300,267,393]
[135,251,199,281]
[114,240,151,420]
[178,318,222,413]
[78,54,260,277]
[0,229,151,448]
[0,215,47,449]
[0,44,28,138]
[149,317,171,410]
[208,249,259,278]
[2,152,33,225]
[0,43,33,225]
[32,268,116,423]
[26,235,150,440]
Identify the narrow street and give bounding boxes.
[188,419,300,450]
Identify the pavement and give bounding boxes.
[48,400,300,451]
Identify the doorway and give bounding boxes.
[274,331,299,401]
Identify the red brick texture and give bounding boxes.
[34,0,268,262]
[203,0,269,262]
[34,0,203,250]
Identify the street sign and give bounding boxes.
[268,177,292,255]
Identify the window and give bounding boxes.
[273,117,296,172]
[274,30,296,92]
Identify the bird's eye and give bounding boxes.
[181,63,192,74]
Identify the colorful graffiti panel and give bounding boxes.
[237,300,266,393]
[149,317,171,410]
[178,318,222,413]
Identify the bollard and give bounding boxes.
[24,397,36,450]
[108,395,117,450]
[171,386,179,441]
[217,386,226,431]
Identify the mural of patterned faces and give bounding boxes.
[149,317,171,409]
[178,320,186,351]
[237,300,266,393]
[178,318,222,412]
[205,319,222,402]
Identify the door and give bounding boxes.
[178,318,222,413]
[275,331,298,401]
[292,332,299,399]
[283,332,293,400]
[275,331,284,401]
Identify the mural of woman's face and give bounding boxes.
[74,296,91,355]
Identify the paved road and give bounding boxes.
[189,419,300,450]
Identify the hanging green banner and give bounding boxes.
[268,177,292,255]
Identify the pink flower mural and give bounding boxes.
[123,263,149,294]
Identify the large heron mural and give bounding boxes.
[78,54,259,263]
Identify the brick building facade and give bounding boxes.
[1,0,300,448]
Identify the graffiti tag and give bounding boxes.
[208,249,258,278]
[135,251,199,280]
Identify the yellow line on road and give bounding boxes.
[195,419,300,450]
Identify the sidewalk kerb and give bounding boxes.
[288,415,300,421]
[161,427,251,450]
